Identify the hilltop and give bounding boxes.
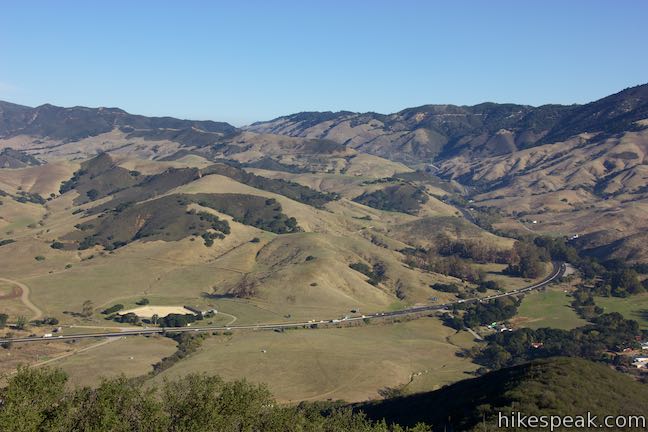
[358,357,648,431]
[248,84,648,164]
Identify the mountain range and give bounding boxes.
[1,83,647,261]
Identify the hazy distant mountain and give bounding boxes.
[248,84,648,164]
[1,84,647,261]
[2,83,646,166]
[0,101,239,145]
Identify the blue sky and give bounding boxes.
[1,1,647,126]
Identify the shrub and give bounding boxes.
[50,241,65,250]
[102,304,124,315]
[431,283,460,293]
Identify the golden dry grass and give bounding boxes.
[150,317,478,402]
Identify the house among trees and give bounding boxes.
[632,357,648,369]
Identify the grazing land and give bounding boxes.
[40,336,177,387]
[514,285,586,330]
[150,317,478,402]
[595,294,648,329]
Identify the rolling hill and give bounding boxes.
[248,84,648,165]
[1,83,648,405]
[358,357,648,431]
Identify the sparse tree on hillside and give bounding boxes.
[81,300,94,317]
[15,315,27,330]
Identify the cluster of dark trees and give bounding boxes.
[504,240,549,279]
[352,184,428,215]
[349,262,387,286]
[31,317,59,326]
[442,297,520,330]
[462,297,520,328]
[203,163,339,209]
[14,191,46,205]
[110,311,202,327]
[158,312,203,327]
[570,288,603,320]
[535,236,647,297]
[233,210,298,234]
[50,241,65,249]
[403,249,484,284]
[113,312,139,324]
[593,266,646,297]
[430,283,459,293]
[59,169,86,194]
[475,313,643,370]
[194,211,230,246]
[101,304,123,315]
[0,367,429,432]
[434,234,510,264]
[148,333,206,376]
[193,196,299,234]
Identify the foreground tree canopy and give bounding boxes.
[0,367,429,432]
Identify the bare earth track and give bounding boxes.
[0,277,43,321]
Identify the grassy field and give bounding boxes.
[45,336,177,387]
[596,294,648,329]
[473,262,552,292]
[0,281,33,320]
[149,317,478,403]
[0,338,97,379]
[514,286,586,330]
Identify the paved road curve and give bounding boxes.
[0,262,565,345]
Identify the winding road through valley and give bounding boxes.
[0,262,565,344]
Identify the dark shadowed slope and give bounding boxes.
[357,357,648,431]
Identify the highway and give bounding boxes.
[0,262,565,345]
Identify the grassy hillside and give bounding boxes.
[353,184,429,215]
[0,148,41,168]
[358,357,648,430]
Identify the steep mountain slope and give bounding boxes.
[541,83,648,144]
[248,84,648,165]
[438,126,648,261]
[0,148,41,168]
[248,104,575,164]
[358,357,648,431]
